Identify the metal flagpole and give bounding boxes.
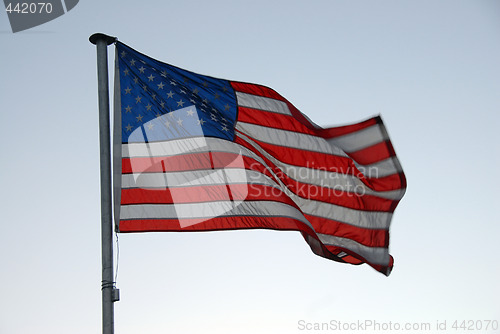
[89,33,119,334]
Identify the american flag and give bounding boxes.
[114,41,406,276]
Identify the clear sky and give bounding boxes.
[1,1,499,333]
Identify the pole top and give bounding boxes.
[89,33,117,45]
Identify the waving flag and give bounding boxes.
[113,41,406,276]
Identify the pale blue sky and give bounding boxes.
[1,1,499,333]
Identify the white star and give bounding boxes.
[136,114,143,122]
[167,91,174,98]
[177,99,185,107]
[211,114,218,121]
[180,89,186,95]
[177,118,183,126]
[130,59,136,66]
[145,104,152,111]
[135,96,142,104]
[170,80,177,86]
[197,118,206,126]
[123,69,129,76]
[160,101,165,108]
[139,66,145,73]
[133,77,139,84]
[224,104,230,111]
[157,82,165,89]
[148,74,155,82]
[221,125,229,132]
[151,93,156,100]
[161,70,167,78]
[124,87,131,94]
[165,120,171,128]
[125,105,132,113]
[147,123,154,130]
[186,109,195,116]
[192,88,199,95]
[125,124,132,131]
[120,51,127,57]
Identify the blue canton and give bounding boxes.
[116,42,237,144]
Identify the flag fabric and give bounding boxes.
[113,41,406,276]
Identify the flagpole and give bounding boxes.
[89,32,118,334]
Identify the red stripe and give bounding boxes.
[238,107,315,135]
[123,154,281,188]
[122,151,271,175]
[119,215,316,235]
[121,183,300,209]
[336,253,364,265]
[317,116,381,139]
[231,81,289,102]
[347,141,394,165]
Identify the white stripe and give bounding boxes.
[123,136,277,167]
[122,168,278,189]
[121,200,313,229]
[327,124,388,153]
[318,233,390,265]
[236,122,348,157]
[123,136,210,158]
[236,92,291,115]
[355,157,403,178]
